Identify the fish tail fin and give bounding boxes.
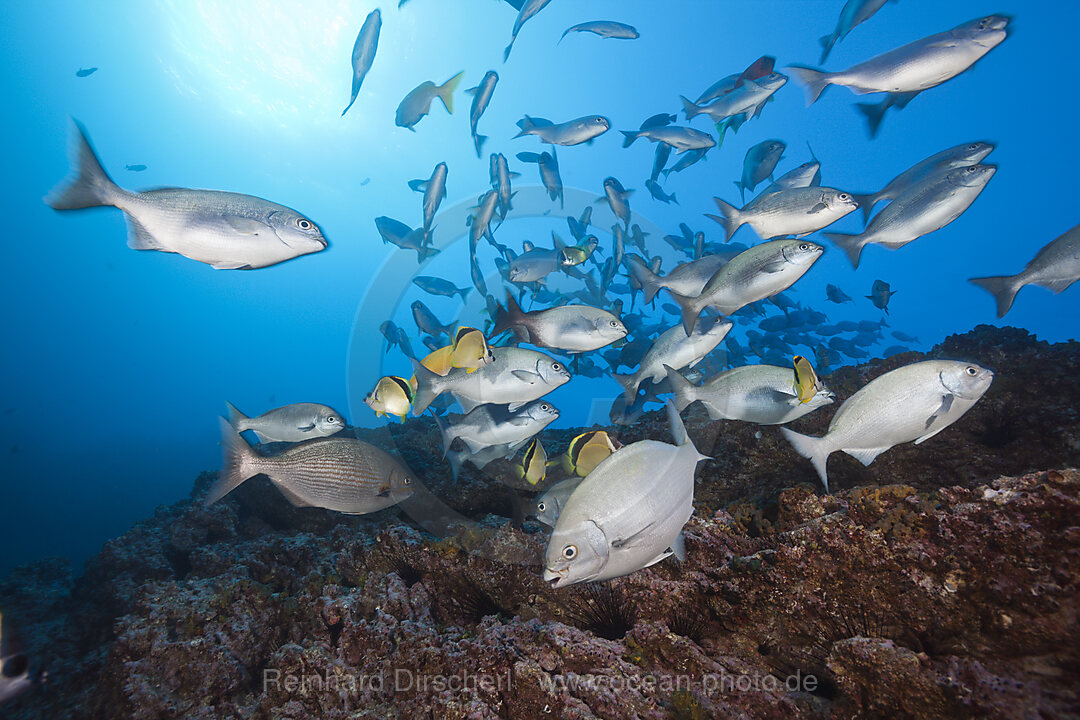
[818,34,836,64]
[787,65,832,105]
[514,115,536,139]
[849,193,878,224]
[780,427,830,494]
[409,359,446,415]
[446,447,465,481]
[665,399,707,461]
[458,286,472,302]
[473,133,487,158]
[707,197,742,241]
[611,372,639,403]
[734,180,746,204]
[664,364,696,413]
[639,262,664,304]
[206,417,260,506]
[968,274,1022,318]
[855,100,888,138]
[46,119,120,210]
[503,37,515,63]
[433,414,456,459]
[824,232,867,269]
[490,290,525,338]
[437,71,465,114]
[224,401,248,430]
[679,95,700,120]
[670,290,703,335]
[620,130,640,148]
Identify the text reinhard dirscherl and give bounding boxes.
[262,668,818,697]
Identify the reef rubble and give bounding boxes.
[2,326,1079,719]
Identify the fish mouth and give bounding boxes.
[542,567,566,587]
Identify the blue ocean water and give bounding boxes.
[0,0,1076,577]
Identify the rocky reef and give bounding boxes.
[2,325,1079,719]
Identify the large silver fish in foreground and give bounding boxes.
[342,9,381,117]
[969,223,1080,318]
[782,360,993,492]
[46,122,328,269]
[207,419,414,513]
[543,401,707,588]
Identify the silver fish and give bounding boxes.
[969,223,1080,318]
[826,164,996,268]
[226,402,345,443]
[782,360,993,492]
[438,400,558,455]
[509,240,562,283]
[671,238,824,333]
[411,300,454,339]
[661,148,709,178]
[612,319,733,401]
[412,275,471,301]
[490,152,516,219]
[645,179,678,205]
[819,0,893,63]
[504,0,554,62]
[515,115,610,146]
[666,364,834,424]
[46,122,327,270]
[207,419,414,513]
[467,71,499,157]
[680,73,788,124]
[559,21,639,43]
[410,346,571,414]
[374,216,437,262]
[396,71,464,130]
[790,15,1009,102]
[467,190,500,249]
[342,9,381,117]
[493,292,627,353]
[543,401,706,587]
[650,141,672,182]
[709,187,858,241]
[620,125,716,152]
[446,438,529,479]
[867,279,896,314]
[735,140,786,202]
[408,162,448,234]
[851,141,994,222]
[630,253,729,304]
[516,148,563,207]
[603,177,632,227]
[758,158,822,196]
[533,476,584,528]
[380,320,417,360]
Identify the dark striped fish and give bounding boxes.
[207,419,414,514]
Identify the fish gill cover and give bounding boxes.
[1,0,1079,717]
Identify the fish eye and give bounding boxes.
[968,144,979,150]
[610,320,619,327]
[326,416,339,424]
[296,218,314,230]
[551,363,562,371]
[838,193,850,201]
[402,476,412,485]
[966,366,978,376]
[541,403,551,411]
[798,243,811,251]
[537,502,547,512]
[562,544,577,560]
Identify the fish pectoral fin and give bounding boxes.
[923,394,954,430]
[669,532,686,562]
[610,522,657,550]
[762,259,787,273]
[506,401,528,412]
[806,202,828,214]
[273,481,314,508]
[511,370,540,384]
[844,446,889,466]
[224,217,271,235]
[376,482,392,498]
[125,216,166,251]
[641,549,674,569]
[297,423,316,432]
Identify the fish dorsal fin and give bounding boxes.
[522,240,535,252]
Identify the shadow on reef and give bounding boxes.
[2,326,1079,719]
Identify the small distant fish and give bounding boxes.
[413,275,471,301]
[680,73,788,125]
[512,438,548,486]
[645,179,678,205]
[76,67,97,77]
[969,223,1080,318]
[660,147,709,178]
[490,152,517,220]
[396,71,464,130]
[620,124,716,152]
[559,21,639,43]
[782,360,993,492]
[561,236,598,267]
[411,300,455,340]
[125,164,147,172]
[515,115,610,146]
[602,177,632,228]
[365,376,414,423]
[819,0,894,64]
[504,0,554,62]
[408,162,448,233]
[543,401,705,587]
[516,148,563,207]
[208,419,414,513]
[375,216,437,262]
[866,280,897,314]
[650,141,672,182]
[694,55,776,105]
[532,476,583,527]
[891,331,919,343]
[467,190,501,249]
[759,155,822,196]
[826,284,853,304]
[735,140,786,202]
[467,71,499,157]
[226,402,345,443]
[359,177,371,186]
[342,9,382,117]
[0,612,43,704]
[46,122,327,269]
[492,291,627,353]
[380,320,417,360]
[551,431,619,477]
